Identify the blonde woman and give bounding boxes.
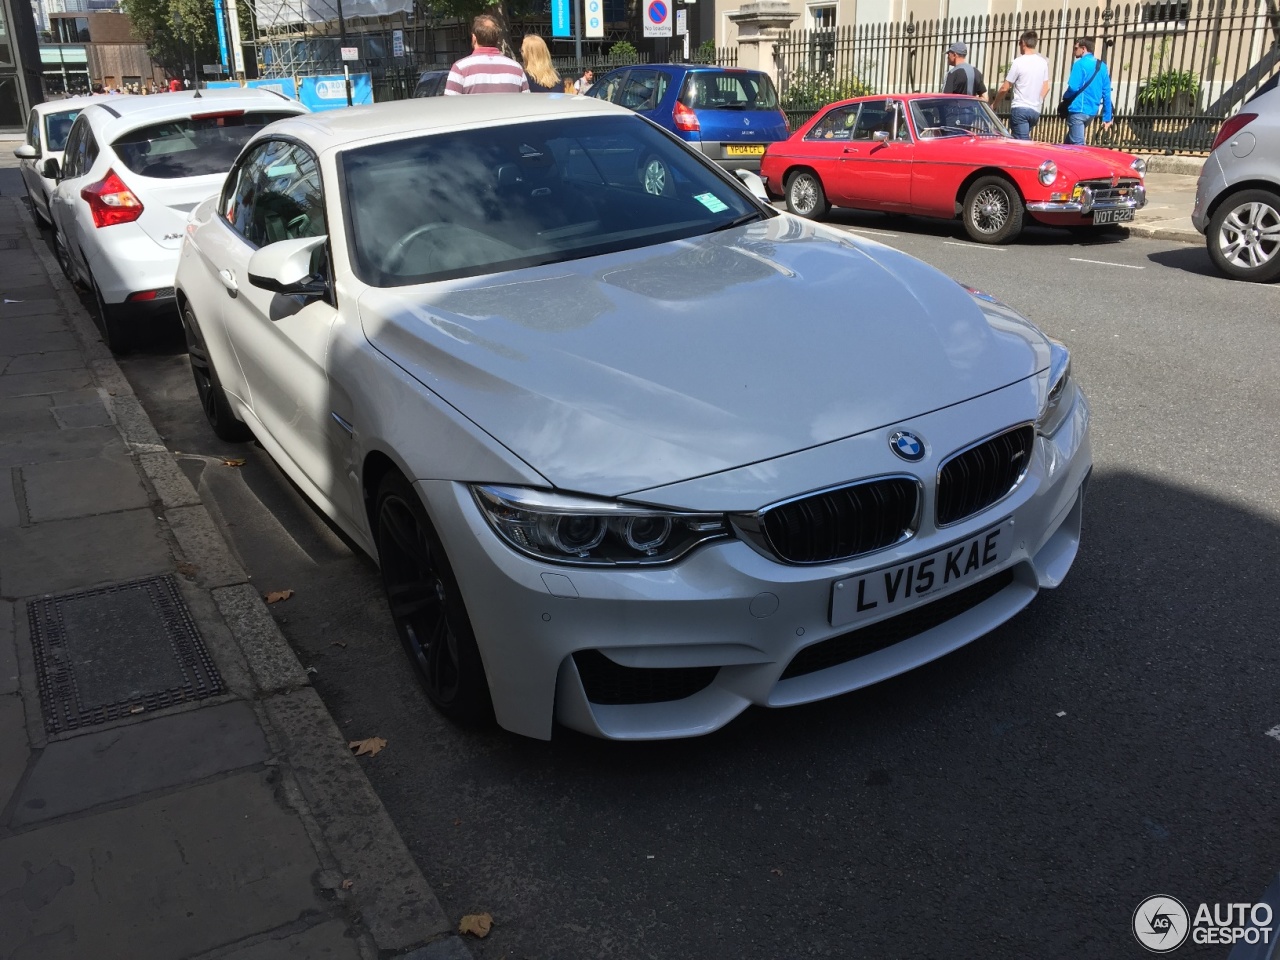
[521,34,561,92]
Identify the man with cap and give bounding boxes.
[943,42,987,99]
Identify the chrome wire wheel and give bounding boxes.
[1217,200,1280,271]
[785,170,828,220]
[375,474,492,723]
[969,186,1010,235]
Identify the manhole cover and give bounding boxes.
[28,575,223,734]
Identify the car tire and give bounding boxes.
[182,303,253,442]
[1206,188,1280,283]
[638,154,674,197]
[25,188,50,229]
[53,229,77,284]
[375,471,493,726]
[785,170,829,220]
[962,175,1024,244]
[91,276,131,354]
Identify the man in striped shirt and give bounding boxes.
[444,15,530,95]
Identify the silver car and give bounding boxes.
[1192,76,1280,282]
[174,96,1092,741]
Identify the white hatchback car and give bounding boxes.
[175,96,1092,741]
[49,88,308,351]
[13,94,105,227]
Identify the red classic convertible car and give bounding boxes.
[760,93,1148,243]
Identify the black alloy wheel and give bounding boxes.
[182,304,253,442]
[375,472,493,725]
[53,229,76,283]
[91,276,131,354]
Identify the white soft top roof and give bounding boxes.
[262,93,632,154]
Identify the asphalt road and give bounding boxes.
[9,162,1280,958]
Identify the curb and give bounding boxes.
[11,196,470,959]
[1140,154,1205,176]
[1126,222,1202,244]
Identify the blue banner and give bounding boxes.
[213,0,230,69]
[552,0,571,37]
[206,80,241,90]
[247,77,299,100]
[298,73,374,112]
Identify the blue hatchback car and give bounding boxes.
[586,64,789,174]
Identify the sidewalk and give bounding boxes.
[1128,165,1202,244]
[0,192,469,959]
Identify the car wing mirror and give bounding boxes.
[247,235,329,301]
[14,144,39,160]
[734,169,770,202]
[42,158,60,180]
[872,130,891,143]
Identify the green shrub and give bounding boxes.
[779,70,874,110]
[1137,69,1200,106]
[607,40,640,64]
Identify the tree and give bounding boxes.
[121,0,217,76]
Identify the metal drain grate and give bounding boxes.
[28,575,223,734]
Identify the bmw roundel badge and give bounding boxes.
[889,430,925,462]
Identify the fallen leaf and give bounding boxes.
[349,736,387,757]
[458,913,493,938]
[453,818,462,827]
[340,878,354,890]
[331,640,347,648]
[176,561,198,578]
[771,868,783,877]
[129,705,145,715]
[264,589,294,604]
[221,457,246,467]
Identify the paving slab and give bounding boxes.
[0,329,76,356]
[0,427,123,470]
[0,299,63,318]
[49,400,110,430]
[0,369,93,399]
[0,600,15,695]
[11,701,268,826]
[0,509,173,598]
[0,407,58,438]
[4,352,83,375]
[0,470,18,527]
[0,694,30,813]
[218,919,364,960]
[21,453,150,522]
[0,769,329,960]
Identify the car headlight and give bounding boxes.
[1036,339,1077,437]
[1131,157,1147,176]
[1038,160,1058,186]
[472,485,730,565]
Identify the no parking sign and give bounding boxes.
[644,0,672,37]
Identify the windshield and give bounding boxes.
[341,115,766,287]
[910,98,1010,139]
[44,109,82,151]
[112,111,299,179]
[679,71,779,111]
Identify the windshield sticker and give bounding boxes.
[694,193,730,213]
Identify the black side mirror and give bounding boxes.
[42,158,61,180]
[249,272,330,301]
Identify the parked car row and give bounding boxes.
[10,68,1273,741]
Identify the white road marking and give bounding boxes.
[1070,257,1145,270]
[1266,725,1280,742]
[842,226,901,238]
[944,241,1007,252]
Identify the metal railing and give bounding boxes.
[772,0,1280,153]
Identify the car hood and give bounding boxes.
[358,215,1051,496]
[940,136,1139,176]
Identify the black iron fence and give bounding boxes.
[772,0,1280,153]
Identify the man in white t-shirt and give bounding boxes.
[992,30,1051,140]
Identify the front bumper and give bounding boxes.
[1026,182,1148,215]
[420,378,1093,742]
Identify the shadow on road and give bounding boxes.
[1144,244,1224,279]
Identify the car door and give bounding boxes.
[50,116,93,284]
[841,99,914,210]
[211,138,358,525]
[19,110,44,213]
[798,104,861,206]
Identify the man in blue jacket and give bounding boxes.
[1062,37,1113,145]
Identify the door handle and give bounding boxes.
[218,269,238,294]
[843,148,859,154]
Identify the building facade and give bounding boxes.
[42,10,161,94]
[1,0,43,129]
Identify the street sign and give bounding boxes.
[340,46,359,61]
[392,29,404,58]
[644,0,671,37]
[202,63,227,74]
[676,8,687,35]
[585,0,603,38]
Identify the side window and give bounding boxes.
[806,105,859,141]
[223,140,287,237]
[226,141,327,248]
[594,71,626,104]
[851,102,894,141]
[26,111,40,151]
[890,101,911,141]
[82,128,99,172]
[620,70,659,111]
[62,118,85,177]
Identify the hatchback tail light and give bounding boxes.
[673,100,700,132]
[1210,112,1257,152]
[80,169,143,228]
